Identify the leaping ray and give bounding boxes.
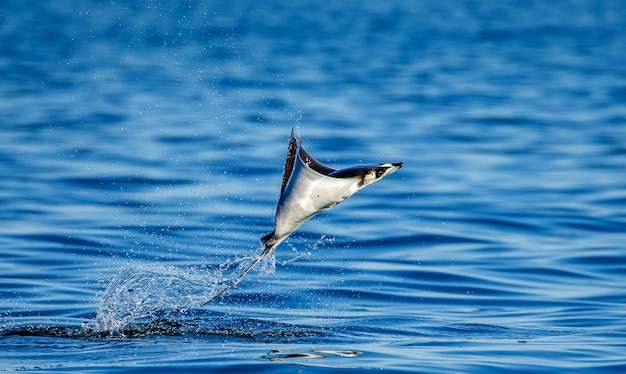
[202,130,402,305]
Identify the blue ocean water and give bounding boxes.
[1,0,626,372]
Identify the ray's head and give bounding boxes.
[360,162,403,187]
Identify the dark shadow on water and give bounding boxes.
[1,312,328,342]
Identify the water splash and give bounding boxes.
[280,235,328,266]
[94,265,214,333]
[94,246,276,334]
[93,237,337,335]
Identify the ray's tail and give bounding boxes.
[201,239,276,307]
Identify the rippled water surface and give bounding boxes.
[2,1,626,372]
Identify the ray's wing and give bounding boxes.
[281,129,339,192]
[279,130,298,197]
[298,143,336,176]
[259,131,298,245]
